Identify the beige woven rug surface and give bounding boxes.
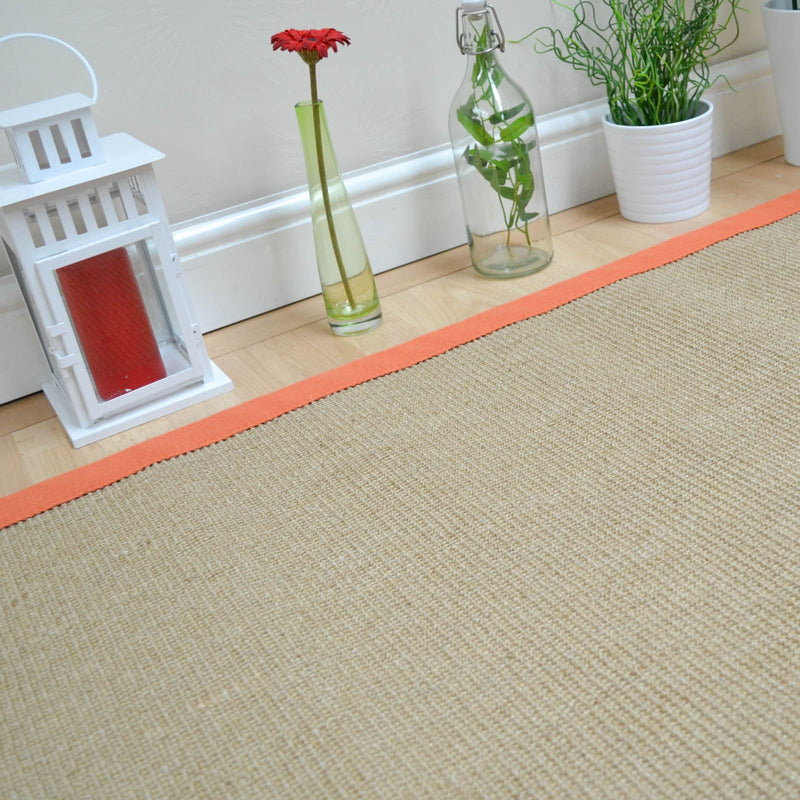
[3,215,800,798]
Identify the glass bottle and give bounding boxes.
[449,1,553,279]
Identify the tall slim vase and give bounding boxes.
[295,101,382,335]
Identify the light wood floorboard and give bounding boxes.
[0,136,796,498]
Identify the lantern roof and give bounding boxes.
[0,92,94,129]
[0,132,164,207]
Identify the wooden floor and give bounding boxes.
[1,136,798,499]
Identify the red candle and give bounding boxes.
[57,247,167,401]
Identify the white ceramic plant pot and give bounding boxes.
[602,100,713,224]
[762,0,800,166]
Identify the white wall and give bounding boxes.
[0,0,766,227]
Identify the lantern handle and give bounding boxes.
[0,33,98,104]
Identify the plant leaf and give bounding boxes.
[488,103,527,125]
[500,112,534,142]
[516,172,534,208]
[457,107,495,146]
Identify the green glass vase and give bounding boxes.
[295,101,382,335]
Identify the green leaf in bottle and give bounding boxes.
[500,112,534,142]
[488,102,528,125]
[457,107,495,146]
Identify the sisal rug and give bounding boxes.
[1,192,799,798]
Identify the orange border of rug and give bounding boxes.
[3,188,800,529]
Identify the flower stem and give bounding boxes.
[309,62,356,309]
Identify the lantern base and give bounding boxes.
[42,361,233,448]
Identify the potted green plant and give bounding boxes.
[762,0,800,165]
[521,0,742,222]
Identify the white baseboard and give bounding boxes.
[0,50,781,403]
[0,274,51,405]
[174,50,779,332]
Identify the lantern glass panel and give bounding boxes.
[3,237,59,376]
[54,237,191,403]
[132,238,186,353]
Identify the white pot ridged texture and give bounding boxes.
[762,0,800,166]
[602,101,713,224]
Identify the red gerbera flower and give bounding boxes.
[271,28,350,64]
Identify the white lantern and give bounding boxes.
[0,34,232,447]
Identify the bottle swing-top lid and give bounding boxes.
[456,1,506,54]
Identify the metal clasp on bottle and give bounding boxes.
[456,3,506,55]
